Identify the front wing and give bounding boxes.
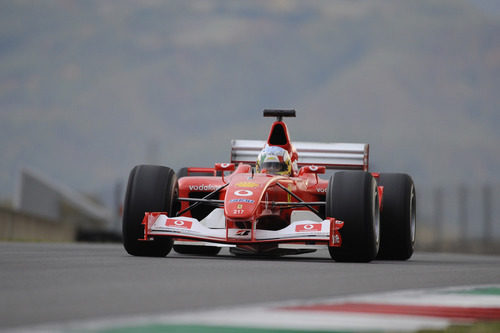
[141,212,344,247]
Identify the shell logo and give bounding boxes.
[235,182,259,188]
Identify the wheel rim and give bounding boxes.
[373,181,380,248]
[410,184,416,243]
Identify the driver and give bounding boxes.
[256,145,292,176]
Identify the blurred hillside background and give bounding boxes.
[1,0,499,248]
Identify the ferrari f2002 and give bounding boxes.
[123,110,415,262]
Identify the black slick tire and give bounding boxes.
[122,165,177,257]
[326,171,380,262]
[376,173,416,260]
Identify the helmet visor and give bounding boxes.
[262,161,288,174]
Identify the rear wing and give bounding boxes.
[231,140,369,171]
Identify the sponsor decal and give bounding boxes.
[316,187,327,193]
[296,224,322,232]
[309,166,319,171]
[220,163,231,168]
[237,204,243,209]
[230,199,255,203]
[235,182,259,188]
[235,230,250,236]
[166,219,193,229]
[234,190,253,197]
[189,184,217,191]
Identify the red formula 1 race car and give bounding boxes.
[122,110,416,262]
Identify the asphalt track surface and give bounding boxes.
[1,242,500,330]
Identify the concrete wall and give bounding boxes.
[0,206,75,242]
[15,168,113,230]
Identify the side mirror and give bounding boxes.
[214,163,235,172]
[215,163,235,182]
[299,165,326,175]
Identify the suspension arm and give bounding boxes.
[276,182,321,215]
[176,183,230,216]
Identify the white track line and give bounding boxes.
[6,284,500,333]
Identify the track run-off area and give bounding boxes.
[1,242,500,332]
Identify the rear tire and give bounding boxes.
[376,173,416,260]
[326,171,380,262]
[122,165,177,257]
[177,167,189,179]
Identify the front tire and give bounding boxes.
[326,171,380,262]
[376,173,416,260]
[122,165,177,257]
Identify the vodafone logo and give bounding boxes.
[234,190,253,197]
[166,219,193,229]
[189,184,217,191]
[220,163,230,168]
[296,224,322,232]
[309,166,318,171]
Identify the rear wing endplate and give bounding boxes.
[231,140,369,171]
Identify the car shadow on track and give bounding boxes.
[166,252,363,264]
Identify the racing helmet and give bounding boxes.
[256,145,292,176]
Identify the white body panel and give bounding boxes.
[146,212,342,245]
